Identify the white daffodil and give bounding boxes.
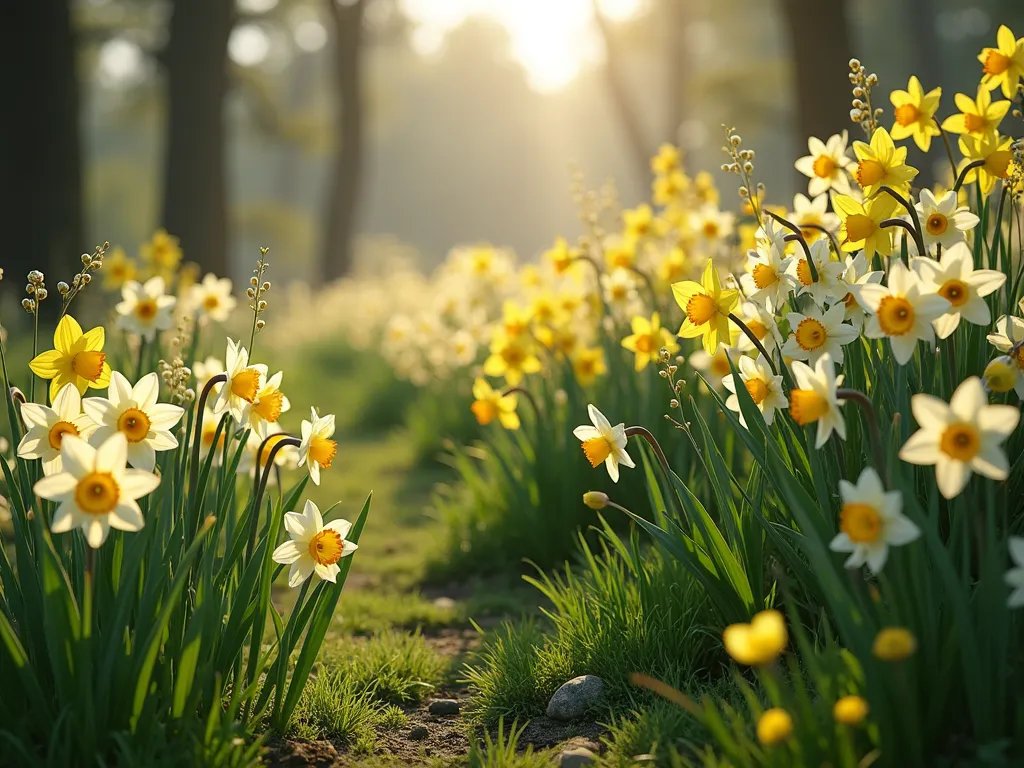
[115,276,176,342]
[189,273,237,323]
[914,188,980,251]
[828,467,919,574]
[854,261,951,365]
[912,243,1005,339]
[33,433,160,548]
[83,371,184,472]
[193,356,225,397]
[722,354,788,428]
[740,229,796,312]
[986,315,1024,398]
[692,205,735,247]
[17,382,96,475]
[688,342,742,390]
[573,404,635,483]
[298,407,337,486]
[237,426,299,481]
[789,353,846,448]
[249,371,291,439]
[833,253,883,330]
[733,301,783,356]
[1006,537,1024,609]
[790,192,839,245]
[781,302,860,367]
[898,376,1020,499]
[794,132,854,196]
[272,500,358,588]
[214,338,267,424]
[600,268,642,319]
[787,239,848,308]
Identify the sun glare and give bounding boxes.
[399,0,647,93]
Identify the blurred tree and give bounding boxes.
[0,0,82,296]
[161,0,234,276]
[777,0,853,144]
[319,0,366,282]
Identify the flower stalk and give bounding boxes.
[836,387,888,486]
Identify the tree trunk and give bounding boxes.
[777,0,854,144]
[0,0,82,296]
[319,0,366,283]
[161,0,233,277]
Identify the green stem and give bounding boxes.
[29,309,39,403]
[767,210,819,282]
[624,425,673,481]
[878,185,927,258]
[953,159,986,194]
[728,313,777,375]
[501,386,540,420]
[935,120,959,180]
[836,388,888,487]
[247,436,301,560]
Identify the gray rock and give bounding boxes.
[427,698,461,716]
[408,725,429,741]
[558,747,597,767]
[546,675,605,721]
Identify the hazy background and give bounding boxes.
[4,0,1023,288]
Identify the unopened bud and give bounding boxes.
[57,281,69,294]
[35,288,47,300]
[582,491,609,510]
[984,356,1017,393]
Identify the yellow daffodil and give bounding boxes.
[102,246,137,291]
[693,170,719,205]
[832,193,898,261]
[623,204,655,240]
[872,627,916,661]
[543,237,576,275]
[298,407,337,486]
[722,609,788,666]
[572,346,607,387]
[757,709,793,746]
[958,130,1014,196]
[603,236,637,272]
[471,378,520,430]
[501,301,533,339]
[140,228,183,279]
[655,246,691,288]
[651,143,681,175]
[852,127,918,196]
[573,404,634,483]
[889,76,941,151]
[622,312,679,371]
[833,696,869,726]
[652,170,688,206]
[30,315,113,400]
[672,260,739,355]
[941,87,1010,137]
[979,24,1024,98]
[483,329,542,387]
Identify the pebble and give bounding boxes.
[546,675,605,721]
[432,596,457,610]
[427,698,461,716]
[558,747,597,767]
[408,725,428,741]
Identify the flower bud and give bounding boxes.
[57,281,69,294]
[984,356,1017,393]
[582,491,609,510]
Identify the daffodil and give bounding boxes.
[652,170,688,206]
[601,268,641,317]
[757,709,793,746]
[543,237,576,276]
[482,329,542,387]
[83,371,184,472]
[249,371,290,439]
[650,143,681,175]
[979,25,1024,98]
[732,301,782,356]
[197,407,228,466]
[1005,537,1024,609]
[958,130,1014,196]
[193,356,226,397]
[873,627,916,661]
[790,192,839,245]
[832,193,898,261]
[471,378,520,430]
[835,253,883,330]
[854,262,950,365]
[722,354,787,428]
[573,404,634,483]
[941,87,1011,137]
[623,204,655,240]
[781,302,859,366]
[140,229,183,279]
[689,342,742,390]
[794,132,854,196]
[852,127,918,196]
[32,433,160,548]
[786,237,848,307]
[213,339,268,424]
[789,353,846,448]
[298,407,337,486]
[115,276,177,342]
[572,346,607,387]
[834,696,870,726]
[914,188,979,251]
[912,243,1004,339]
[889,76,942,151]
[29,315,112,400]
[102,246,137,291]
[672,260,740,355]
[622,312,679,371]
[987,315,1024,398]
[899,376,1020,499]
[828,467,919,574]
[237,427,299,481]
[17,383,97,475]
[654,246,692,288]
[722,610,787,666]
[692,205,734,245]
[272,500,358,588]
[189,273,237,323]
[603,236,637,272]
[740,226,796,312]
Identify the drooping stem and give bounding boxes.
[767,210,819,282]
[728,313,777,375]
[935,120,959,180]
[502,386,540,420]
[836,387,888,486]
[625,425,672,479]
[879,218,921,262]
[952,159,986,194]
[878,185,926,257]
[799,223,841,256]
[247,436,301,559]
[188,373,227,495]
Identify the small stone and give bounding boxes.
[546,675,605,721]
[432,596,457,610]
[427,698,460,716]
[558,747,597,767]
[564,737,602,754]
[408,726,428,741]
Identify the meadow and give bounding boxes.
[3,24,1024,767]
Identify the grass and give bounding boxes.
[325,630,449,706]
[288,672,381,750]
[466,720,553,768]
[463,530,719,725]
